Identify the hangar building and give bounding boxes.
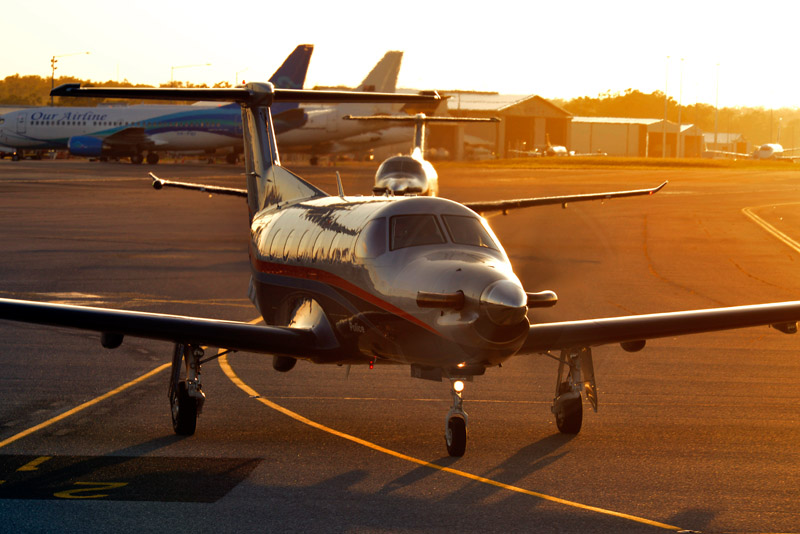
[570,117,705,158]
[425,92,573,159]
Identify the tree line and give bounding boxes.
[553,88,800,147]
[0,74,232,107]
[2,75,798,146]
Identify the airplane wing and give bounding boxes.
[703,149,749,158]
[519,301,800,354]
[149,173,247,197]
[463,181,667,216]
[0,298,338,357]
[102,127,153,149]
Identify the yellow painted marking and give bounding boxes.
[17,456,52,471]
[219,352,682,531]
[743,204,800,255]
[53,481,128,499]
[0,363,170,450]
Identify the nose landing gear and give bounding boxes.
[445,378,468,457]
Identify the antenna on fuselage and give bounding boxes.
[336,171,345,198]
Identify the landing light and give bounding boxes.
[453,380,465,393]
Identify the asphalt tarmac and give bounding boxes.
[1,159,799,533]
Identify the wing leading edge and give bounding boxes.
[464,181,667,216]
[0,298,337,357]
[520,300,800,354]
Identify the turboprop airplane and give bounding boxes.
[2,81,800,458]
[0,44,313,164]
[343,113,499,196]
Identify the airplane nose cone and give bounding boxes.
[480,280,528,326]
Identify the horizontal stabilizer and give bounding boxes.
[150,173,247,197]
[52,83,440,107]
[344,114,499,123]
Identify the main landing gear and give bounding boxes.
[445,378,468,457]
[551,347,597,434]
[168,343,206,435]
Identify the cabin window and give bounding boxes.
[442,215,499,250]
[268,229,283,259]
[311,232,325,262]
[390,215,445,250]
[297,230,311,260]
[355,218,386,259]
[282,230,296,261]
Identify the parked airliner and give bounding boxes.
[0,45,313,165]
[1,81,800,458]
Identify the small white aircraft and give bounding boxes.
[1,81,800,458]
[707,142,800,161]
[343,113,499,196]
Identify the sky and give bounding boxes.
[4,0,799,110]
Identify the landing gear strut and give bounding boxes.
[551,347,597,434]
[168,343,206,435]
[445,378,468,457]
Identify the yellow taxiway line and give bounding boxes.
[0,363,170,450]
[218,352,683,532]
[742,204,800,255]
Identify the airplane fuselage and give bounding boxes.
[278,103,403,153]
[0,105,242,152]
[372,149,438,196]
[248,194,528,373]
[0,104,305,157]
[752,143,784,159]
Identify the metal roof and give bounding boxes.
[443,92,532,112]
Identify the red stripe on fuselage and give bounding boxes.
[249,246,440,336]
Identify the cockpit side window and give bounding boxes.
[390,215,446,250]
[442,215,499,250]
[355,217,387,259]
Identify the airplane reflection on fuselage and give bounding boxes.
[249,193,527,372]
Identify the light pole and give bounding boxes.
[714,63,719,151]
[676,58,684,158]
[235,68,249,86]
[662,56,669,158]
[170,63,211,87]
[51,51,90,106]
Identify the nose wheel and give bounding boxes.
[445,379,468,457]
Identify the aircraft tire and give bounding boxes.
[554,382,582,434]
[171,381,197,435]
[445,416,466,457]
[130,154,144,165]
[146,152,159,165]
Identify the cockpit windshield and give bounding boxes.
[442,215,499,250]
[390,214,446,250]
[378,157,424,176]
